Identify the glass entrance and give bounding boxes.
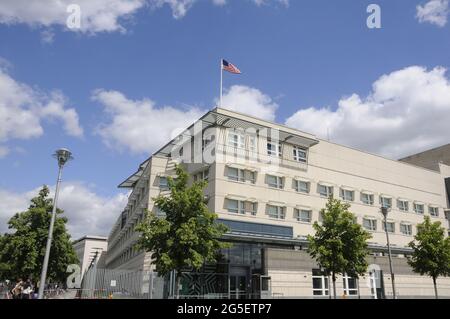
[229,267,248,299]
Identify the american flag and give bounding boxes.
[222,59,241,74]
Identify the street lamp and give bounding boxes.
[38,148,73,299]
[381,206,397,299]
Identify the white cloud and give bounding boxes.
[93,85,279,154]
[150,0,197,19]
[149,0,289,19]
[416,0,449,27]
[220,85,278,121]
[93,89,205,154]
[286,66,450,159]
[0,66,83,155]
[0,0,146,34]
[40,29,55,44]
[0,183,128,240]
[0,0,289,34]
[251,0,289,7]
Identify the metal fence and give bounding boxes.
[80,267,166,299]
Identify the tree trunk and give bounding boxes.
[433,277,438,299]
[332,272,337,299]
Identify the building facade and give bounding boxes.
[104,107,450,298]
[72,235,108,276]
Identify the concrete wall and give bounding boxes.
[73,237,108,275]
[400,144,450,172]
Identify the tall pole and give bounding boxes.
[220,59,223,108]
[38,164,63,299]
[38,148,72,299]
[383,210,397,299]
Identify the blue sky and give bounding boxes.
[0,0,449,238]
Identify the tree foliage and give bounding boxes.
[136,165,229,279]
[408,216,450,297]
[0,186,78,283]
[307,197,372,297]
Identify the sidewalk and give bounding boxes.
[48,290,78,299]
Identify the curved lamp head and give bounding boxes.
[53,148,73,167]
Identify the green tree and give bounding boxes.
[0,186,78,284]
[135,165,229,298]
[307,197,372,298]
[408,216,450,299]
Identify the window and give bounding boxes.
[400,223,412,236]
[294,209,312,223]
[194,169,209,182]
[312,269,329,296]
[429,206,439,217]
[246,202,258,216]
[159,176,169,190]
[218,219,293,238]
[267,175,284,189]
[227,199,245,214]
[398,200,409,212]
[226,199,257,216]
[267,205,285,219]
[293,146,308,163]
[295,180,310,194]
[248,135,257,153]
[340,189,354,202]
[318,184,333,198]
[363,218,377,231]
[227,167,256,184]
[343,274,358,296]
[361,193,374,205]
[414,203,424,214]
[227,167,245,182]
[248,171,256,184]
[380,196,392,209]
[267,141,282,157]
[228,132,245,149]
[383,221,395,233]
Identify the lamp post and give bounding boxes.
[381,206,396,299]
[38,148,73,299]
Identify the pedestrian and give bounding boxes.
[11,279,23,299]
[22,279,33,299]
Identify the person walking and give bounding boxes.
[11,279,23,299]
[22,279,33,299]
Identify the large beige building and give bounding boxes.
[73,235,108,276]
[104,107,450,299]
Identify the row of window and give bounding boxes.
[225,199,417,236]
[227,131,308,163]
[312,270,358,296]
[362,218,413,235]
[223,167,441,217]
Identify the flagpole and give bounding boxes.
[220,58,223,108]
